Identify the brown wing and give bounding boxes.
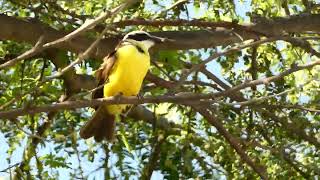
[80,50,118,142]
[92,50,117,102]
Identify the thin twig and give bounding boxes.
[45,26,110,80]
[216,59,320,98]
[154,0,188,19]
[0,163,20,173]
[42,3,128,48]
[255,108,320,148]
[0,35,45,70]
[44,1,140,81]
[219,79,314,107]
[13,121,48,142]
[193,107,268,179]
[0,2,129,70]
[174,37,280,90]
[261,104,320,113]
[218,88,294,107]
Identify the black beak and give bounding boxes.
[150,35,170,43]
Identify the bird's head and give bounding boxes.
[122,31,166,50]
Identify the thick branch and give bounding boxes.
[113,14,320,35]
[1,13,320,61]
[251,13,320,35]
[0,2,128,70]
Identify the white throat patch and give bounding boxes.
[140,40,155,50]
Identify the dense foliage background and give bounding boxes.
[0,0,319,179]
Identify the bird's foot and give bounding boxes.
[114,92,123,103]
[137,93,143,100]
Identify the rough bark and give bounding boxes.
[0,14,319,60]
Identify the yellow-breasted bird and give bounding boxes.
[80,31,165,142]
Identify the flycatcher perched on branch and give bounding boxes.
[80,31,165,142]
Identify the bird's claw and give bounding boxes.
[137,93,143,100]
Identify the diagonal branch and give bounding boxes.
[0,2,129,70]
[255,108,320,148]
[175,37,280,89]
[0,35,45,70]
[45,26,110,80]
[154,0,189,19]
[180,34,320,88]
[42,2,129,49]
[192,106,268,179]
[217,59,320,97]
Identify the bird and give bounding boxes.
[80,31,165,142]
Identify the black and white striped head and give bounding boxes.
[123,31,165,50]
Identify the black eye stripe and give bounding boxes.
[127,33,150,41]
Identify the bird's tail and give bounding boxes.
[80,107,115,142]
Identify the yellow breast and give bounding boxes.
[103,44,150,114]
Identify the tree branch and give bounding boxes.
[0,2,129,70]
[1,13,319,62]
[192,107,268,179]
[216,59,320,98]
[141,135,165,179]
[42,2,129,48]
[0,35,45,70]
[175,37,280,89]
[255,108,320,148]
[2,57,319,119]
[0,94,205,119]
